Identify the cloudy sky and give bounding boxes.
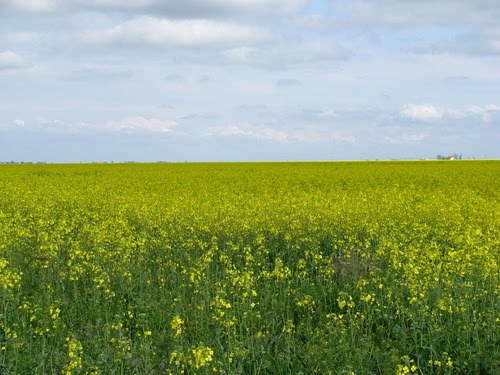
[1,0,499,162]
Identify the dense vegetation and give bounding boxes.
[0,161,498,374]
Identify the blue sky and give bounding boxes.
[0,0,499,162]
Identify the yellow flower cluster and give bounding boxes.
[189,345,214,369]
[169,345,214,371]
[0,258,22,294]
[63,337,83,375]
[170,315,184,337]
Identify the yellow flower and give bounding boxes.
[446,357,453,368]
[171,315,184,337]
[361,293,375,304]
[282,319,295,334]
[297,294,316,308]
[189,345,214,369]
[50,306,61,320]
[63,337,83,374]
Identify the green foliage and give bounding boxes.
[0,161,499,374]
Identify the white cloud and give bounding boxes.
[297,127,356,144]
[221,41,349,68]
[74,0,307,15]
[1,0,308,17]
[398,103,500,124]
[76,0,155,8]
[0,0,55,12]
[331,133,356,144]
[2,118,178,133]
[400,104,443,121]
[383,132,428,145]
[467,104,500,122]
[0,32,41,44]
[104,116,177,133]
[485,104,500,111]
[0,51,26,70]
[206,124,290,142]
[80,17,271,47]
[0,118,26,130]
[469,106,486,115]
[318,110,337,119]
[203,0,306,12]
[206,123,356,144]
[346,0,500,27]
[414,29,500,56]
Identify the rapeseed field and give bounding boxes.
[0,161,498,374]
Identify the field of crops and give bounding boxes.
[0,161,498,374]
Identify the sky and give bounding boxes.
[0,0,499,162]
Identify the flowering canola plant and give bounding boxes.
[0,161,498,374]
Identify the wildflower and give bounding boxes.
[171,316,184,337]
[170,350,185,368]
[189,345,214,369]
[282,319,295,334]
[337,293,355,310]
[297,295,316,308]
[360,293,375,304]
[63,337,83,375]
[49,306,61,320]
[446,357,453,368]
